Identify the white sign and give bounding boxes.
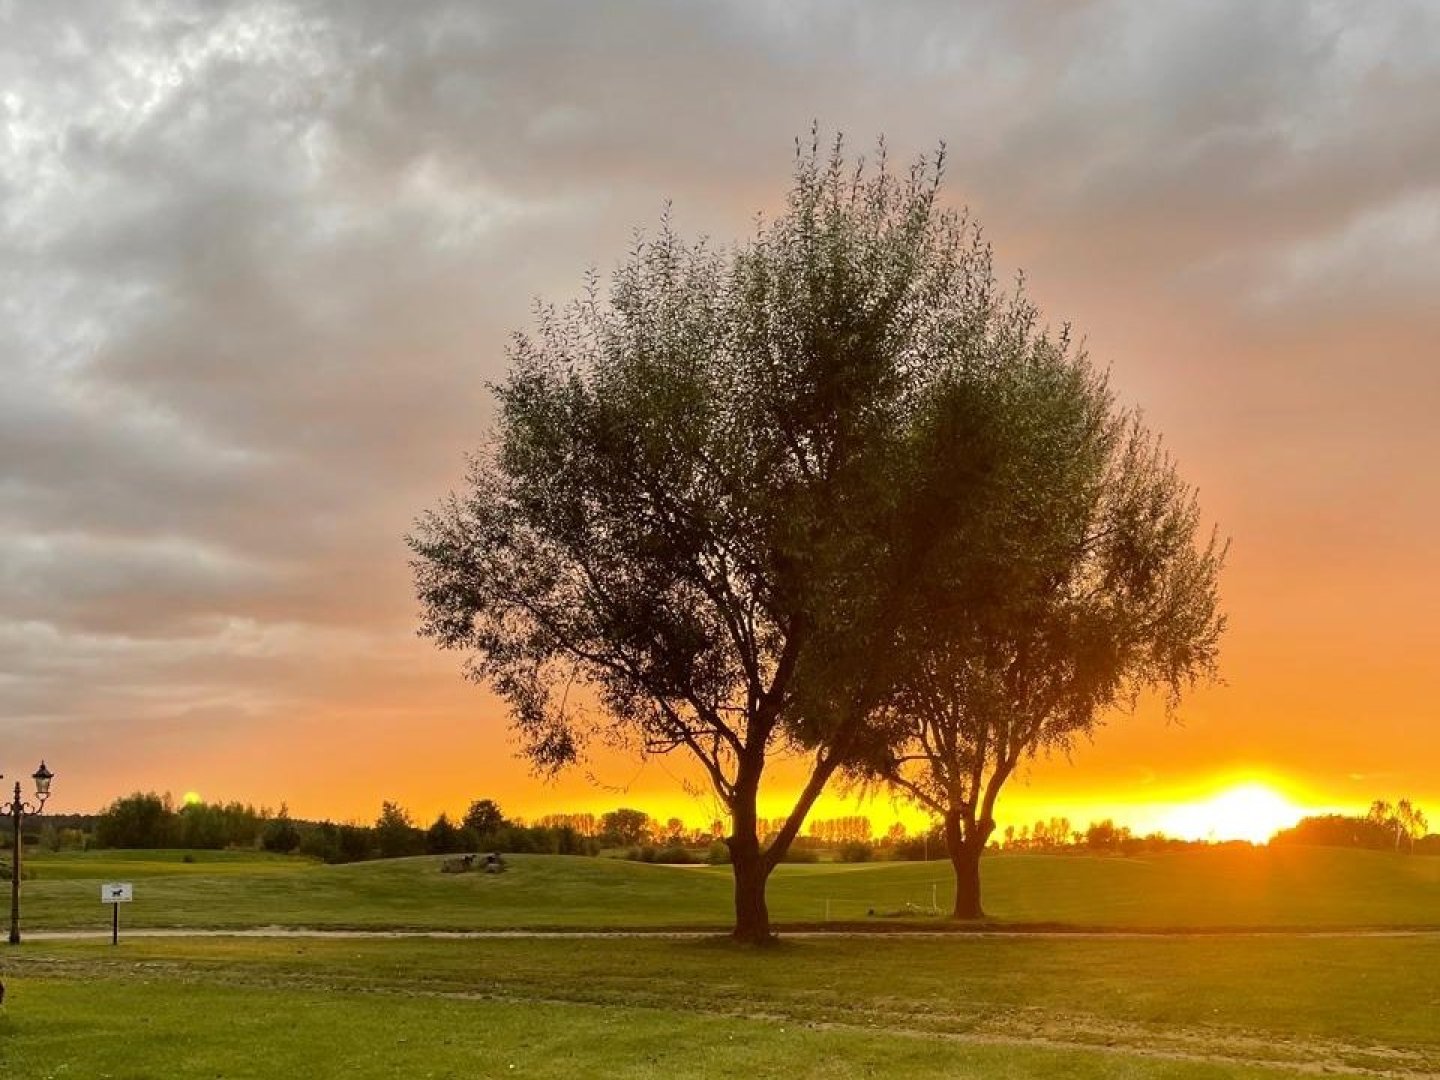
[101,882,133,904]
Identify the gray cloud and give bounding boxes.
[2,0,1437,812]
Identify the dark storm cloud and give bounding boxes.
[2,0,1436,807]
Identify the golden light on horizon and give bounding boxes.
[1155,781,1307,844]
[182,790,203,807]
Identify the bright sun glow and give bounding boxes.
[1157,782,1306,844]
[182,790,203,806]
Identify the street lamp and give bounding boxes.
[5,761,54,945]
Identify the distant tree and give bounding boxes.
[1050,817,1072,849]
[1364,798,1429,853]
[176,802,228,849]
[462,799,507,839]
[808,816,872,845]
[337,823,374,862]
[1395,800,1429,853]
[859,382,1226,917]
[374,801,424,859]
[1085,819,1130,852]
[425,812,466,855]
[1272,814,1391,850]
[535,812,599,836]
[261,804,301,854]
[891,823,945,862]
[410,134,1146,942]
[95,793,175,849]
[599,808,652,848]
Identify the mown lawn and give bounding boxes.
[7,934,1438,1078]
[20,845,1440,933]
[6,850,1439,1077]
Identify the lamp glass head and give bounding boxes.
[32,761,53,798]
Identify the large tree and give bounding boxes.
[858,393,1227,919]
[409,136,1120,943]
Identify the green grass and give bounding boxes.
[0,977,1317,1080]
[6,849,1439,1077]
[19,848,311,880]
[20,845,1440,932]
[4,934,1435,1078]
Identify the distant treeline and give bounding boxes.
[28,793,1437,864]
[69,793,601,864]
[1273,800,1435,854]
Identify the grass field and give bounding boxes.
[3,847,1438,1077]
[17,844,1440,932]
[3,934,1438,1077]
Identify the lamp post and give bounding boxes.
[5,761,54,945]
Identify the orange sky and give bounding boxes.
[3,3,1437,842]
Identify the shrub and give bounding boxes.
[838,840,874,863]
[297,822,340,863]
[628,843,695,864]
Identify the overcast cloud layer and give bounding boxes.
[3,0,1437,819]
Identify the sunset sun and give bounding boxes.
[1158,782,1307,844]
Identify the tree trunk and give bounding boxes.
[944,810,991,920]
[727,830,773,945]
[725,763,775,945]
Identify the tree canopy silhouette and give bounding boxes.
[409,133,1191,942]
[853,388,1226,918]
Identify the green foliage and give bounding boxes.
[176,800,266,849]
[295,822,375,864]
[889,826,945,861]
[837,840,874,863]
[94,792,174,848]
[424,813,466,855]
[626,843,697,864]
[847,269,1227,914]
[1275,800,1432,852]
[410,132,1169,941]
[94,793,272,852]
[1084,820,1130,851]
[374,802,425,859]
[261,807,302,854]
[461,799,507,836]
[599,808,651,848]
[482,824,598,856]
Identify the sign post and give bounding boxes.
[101,882,133,945]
